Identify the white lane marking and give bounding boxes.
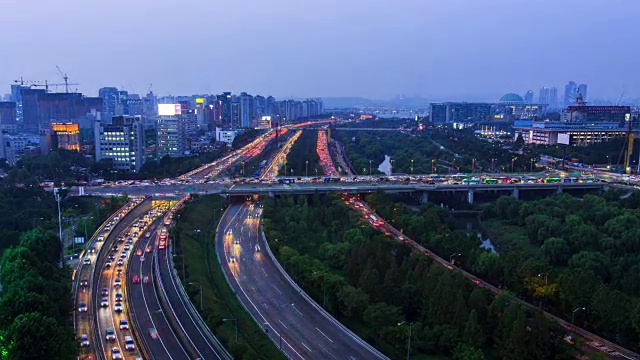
[316,327,334,343]
[293,305,304,317]
[273,284,282,294]
[278,320,289,329]
[302,343,312,352]
[262,268,268,276]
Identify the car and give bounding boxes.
[115,292,123,302]
[80,279,89,287]
[101,287,109,296]
[119,319,129,330]
[117,259,124,266]
[145,246,152,253]
[88,246,96,254]
[229,256,236,263]
[136,249,143,256]
[78,302,88,312]
[120,251,127,258]
[101,297,109,307]
[255,244,261,252]
[123,244,131,251]
[112,347,122,359]
[234,238,240,245]
[145,232,151,238]
[140,255,145,262]
[83,258,91,265]
[114,278,121,288]
[113,244,119,251]
[105,260,112,268]
[132,275,141,284]
[226,229,233,236]
[148,327,159,339]
[80,334,89,347]
[116,268,123,275]
[143,276,150,284]
[114,302,123,312]
[105,327,116,341]
[124,336,135,351]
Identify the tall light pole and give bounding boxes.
[572,307,586,324]
[189,282,203,311]
[397,321,412,360]
[511,157,517,173]
[410,159,414,175]
[538,271,550,286]
[305,160,309,177]
[223,318,238,342]
[369,160,372,176]
[54,188,63,248]
[472,158,476,173]
[530,158,534,172]
[431,159,435,174]
[241,161,245,176]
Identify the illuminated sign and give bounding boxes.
[158,104,182,116]
[51,122,79,134]
[195,98,205,104]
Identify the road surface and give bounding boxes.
[217,202,387,360]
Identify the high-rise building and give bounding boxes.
[99,87,119,120]
[577,84,588,102]
[0,102,17,134]
[564,81,577,106]
[429,102,492,123]
[524,90,534,104]
[539,87,550,105]
[266,96,278,117]
[230,101,242,128]
[10,85,28,123]
[217,92,233,128]
[549,87,558,109]
[21,88,47,132]
[157,105,187,158]
[95,115,144,172]
[239,93,253,128]
[51,123,80,151]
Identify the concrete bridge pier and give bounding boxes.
[512,187,519,199]
[420,191,429,204]
[556,185,563,194]
[467,189,474,204]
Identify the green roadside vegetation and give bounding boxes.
[262,193,573,359]
[172,194,285,360]
[0,228,77,359]
[479,192,640,351]
[531,138,637,168]
[279,130,323,177]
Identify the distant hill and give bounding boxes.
[321,97,379,109]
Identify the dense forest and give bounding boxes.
[280,130,323,177]
[0,228,76,359]
[478,192,640,350]
[262,193,573,359]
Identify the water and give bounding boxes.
[455,218,498,254]
[378,155,392,176]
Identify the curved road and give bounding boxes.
[217,202,387,360]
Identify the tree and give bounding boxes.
[541,237,570,266]
[453,343,486,360]
[336,285,369,318]
[6,312,76,360]
[464,309,485,348]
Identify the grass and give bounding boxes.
[173,195,285,360]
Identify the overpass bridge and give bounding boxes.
[78,181,610,204]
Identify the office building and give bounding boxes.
[51,123,80,151]
[230,101,242,128]
[564,81,577,106]
[549,87,558,109]
[157,104,187,158]
[239,92,253,128]
[524,90,534,104]
[215,127,238,146]
[429,102,492,123]
[99,87,119,120]
[95,115,144,172]
[0,102,17,133]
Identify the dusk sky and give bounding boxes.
[1,0,638,101]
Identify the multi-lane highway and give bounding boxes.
[217,202,387,360]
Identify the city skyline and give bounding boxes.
[1,0,639,101]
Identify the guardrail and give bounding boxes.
[259,226,389,360]
[90,198,148,360]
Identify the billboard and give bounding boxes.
[158,104,182,116]
[557,133,570,145]
[195,97,205,104]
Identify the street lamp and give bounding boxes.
[397,321,412,360]
[189,282,203,311]
[305,160,309,177]
[53,188,63,248]
[572,307,586,324]
[491,158,496,173]
[537,271,550,286]
[472,158,476,173]
[369,160,373,176]
[511,157,518,173]
[530,158,535,172]
[223,318,238,342]
[241,161,245,176]
[410,159,414,175]
[450,253,462,265]
[431,159,435,174]
[32,217,44,228]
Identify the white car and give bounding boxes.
[114,278,121,288]
[105,328,116,341]
[78,303,88,312]
[117,259,124,266]
[80,334,89,347]
[226,229,233,236]
[83,258,91,265]
[119,319,129,330]
[114,302,123,313]
[101,297,109,307]
[124,336,135,351]
[112,347,122,359]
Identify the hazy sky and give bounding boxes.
[1,0,639,101]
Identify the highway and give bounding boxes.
[75,199,143,359]
[217,202,387,360]
[154,203,231,359]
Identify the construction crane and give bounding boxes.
[55,65,79,93]
[13,77,78,92]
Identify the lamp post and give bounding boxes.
[431,159,435,174]
[223,318,238,342]
[54,188,63,248]
[537,271,550,286]
[450,252,462,265]
[241,161,245,176]
[305,160,309,177]
[397,321,412,360]
[32,217,44,228]
[530,158,534,172]
[572,307,586,324]
[369,160,372,176]
[410,159,414,175]
[472,158,476,173]
[491,158,496,173]
[189,282,203,311]
[511,157,517,173]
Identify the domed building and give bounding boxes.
[499,93,525,104]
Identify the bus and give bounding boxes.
[278,178,296,184]
[323,177,341,183]
[544,177,562,183]
[562,177,578,183]
[463,178,481,185]
[483,178,499,184]
[581,177,595,183]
